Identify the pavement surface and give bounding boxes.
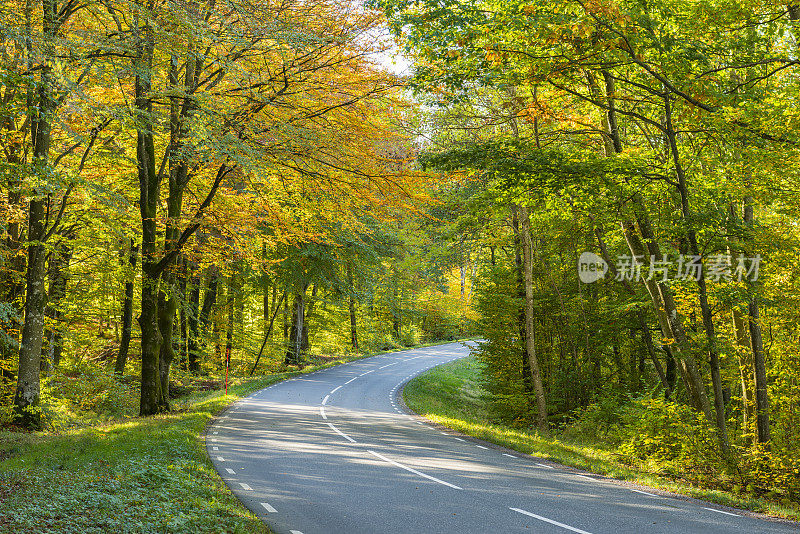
[207,342,799,534]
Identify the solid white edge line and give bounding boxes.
[327,422,357,443]
[629,489,658,497]
[322,395,329,405]
[260,502,278,513]
[239,483,252,490]
[330,386,342,394]
[510,508,593,534]
[703,507,739,517]
[367,450,462,490]
[320,406,327,420]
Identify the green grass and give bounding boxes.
[403,354,800,522]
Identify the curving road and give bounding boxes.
[207,342,798,534]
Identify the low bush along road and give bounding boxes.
[208,342,798,534]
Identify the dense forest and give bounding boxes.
[0,0,474,430]
[374,0,800,504]
[3,0,800,513]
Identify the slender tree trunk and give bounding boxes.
[664,96,729,449]
[42,239,72,370]
[115,240,138,375]
[516,205,549,432]
[347,261,358,351]
[285,288,307,365]
[511,208,533,397]
[186,262,202,373]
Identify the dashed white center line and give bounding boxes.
[212,431,218,435]
[454,438,465,442]
[239,483,252,490]
[703,507,739,517]
[320,406,327,420]
[476,445,488,450]
[345,377,357,384]
[503,453,515,458]
[260,502,278,513]
[225,468,236,475]
[367,450,462,490]
[379,362,399,369]
[290,530,303,534]
[217,456,225,462]
[536,463,554,469]
[322,395,330,405]
[574,474,594,481]
[629,489,658,497]
[212,446,219,451]
[327,422,357,443]
[510,508,593,534]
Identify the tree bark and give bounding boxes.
[347,261,359,351]
[115,240,138,375]
[42,238,73,370]
[13,0,59,427]
[516,204,549,432]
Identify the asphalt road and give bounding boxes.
[207,342,799,534]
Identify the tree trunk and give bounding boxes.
[42,239,73,371]
[516,204,549,432]
[511,208,533,397]
[186,259,201,373]
[13,0,59,427]
[347,262,359,351]
[115,240,138,375]
[285,288,307,365]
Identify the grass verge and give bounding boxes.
[402,354,800,522]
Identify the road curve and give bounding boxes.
[207,342,798,534]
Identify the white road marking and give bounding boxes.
[455,438,465,442]
[290,530,303,534]
[629,489,658,497]
[574,474,594,481]
[536,463,554,469]
[510,508,593,534]
[367,450,462,490]
[260,502,278,513]
[213,446,219,451]
[322,395,330,405]
[217,456,225,461]
[703,507,739,517]
[210,438,217,442]
[379,362,399,369]
[440,432,448,435]
[327,422,357,443]
[476,445,488,450]
[225,468,236,474]
[320,406,327,420]
[212,431,218,435]
[503,453,515,458]
[345,377,357,384]
[239,483,252,490]
[330,386,342,394]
